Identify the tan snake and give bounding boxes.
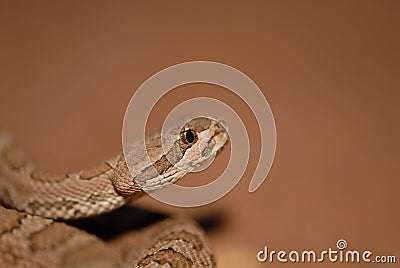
[0,117,228,267]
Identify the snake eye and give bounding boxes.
[181,129,197,144]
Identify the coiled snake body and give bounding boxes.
[0,118,228,267]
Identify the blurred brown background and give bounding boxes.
[0,1,399,267]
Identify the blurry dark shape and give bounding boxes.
[66,206,226,241]
[66,206,167,241]
[197,213,225,234]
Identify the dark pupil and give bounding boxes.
[185,130,195,143]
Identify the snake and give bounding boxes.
[0,117,228,268]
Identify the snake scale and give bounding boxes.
[0,117,228,267]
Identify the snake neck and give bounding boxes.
[0,132,138,220]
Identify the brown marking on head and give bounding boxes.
[184,117,211,133]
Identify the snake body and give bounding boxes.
[0,117,228,267]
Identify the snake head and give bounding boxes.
[177,117,228,170]
[117,117,229,194]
